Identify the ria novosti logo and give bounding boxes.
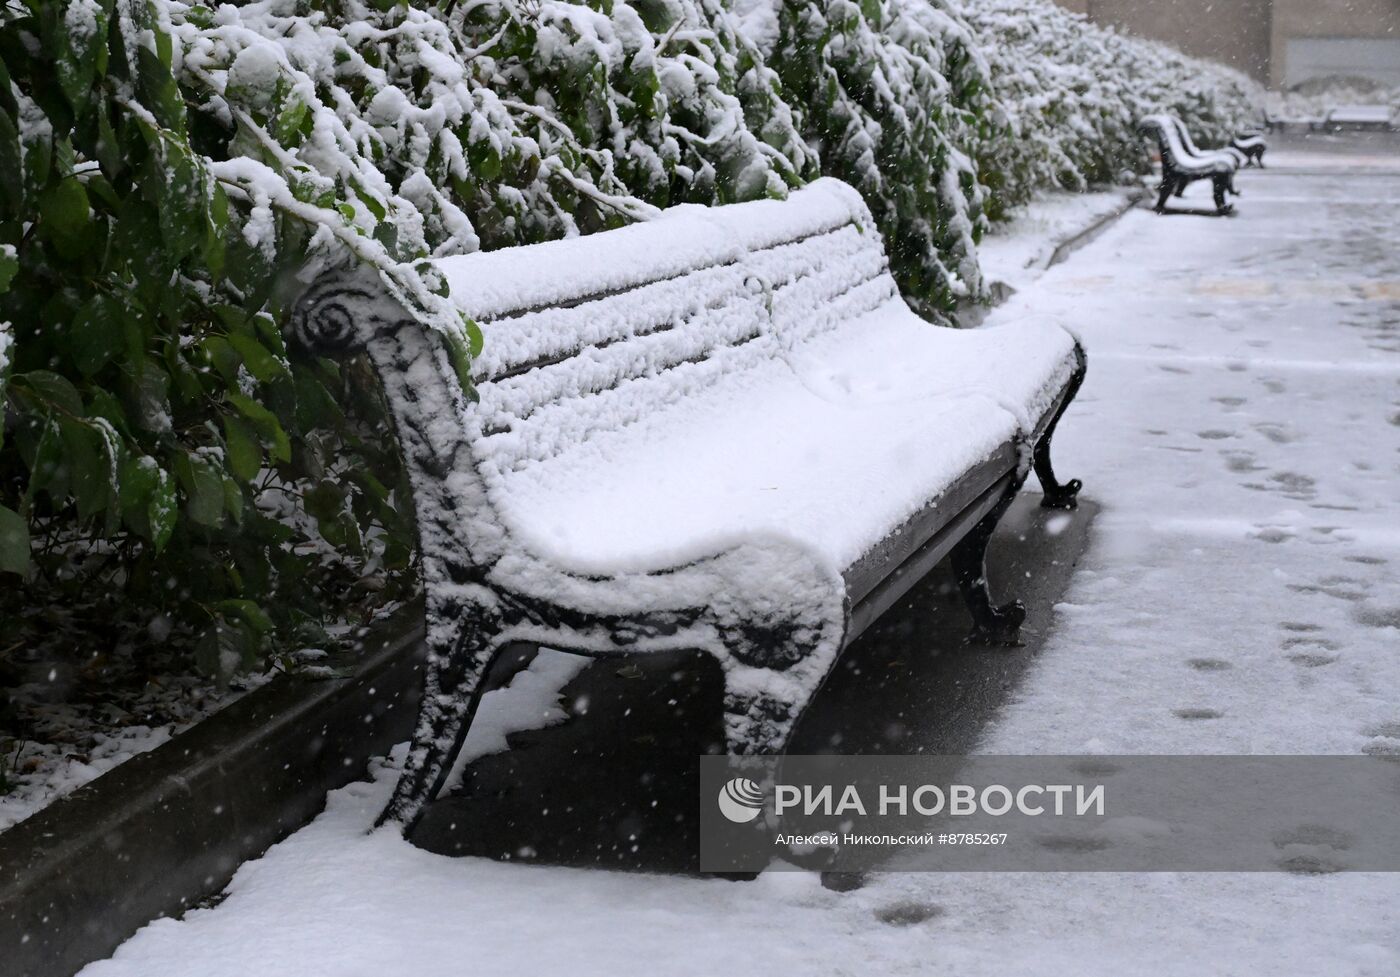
[717,777,765,823]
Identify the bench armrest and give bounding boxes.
[293,264,507,583]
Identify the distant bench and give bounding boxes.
[1231,132,1267,167]
[1325,105,1399,132]
[294,180,1087,830]
[1138,114,1240,215]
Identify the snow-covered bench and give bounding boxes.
[293,179,1086,831]
[1167,116,1245,172]
[1137,115,1238,215]
[1325,105,1398,131]
[1231,132,1267,167]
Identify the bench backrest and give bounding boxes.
[1168,116,1208,158]
[1138,115,1222,178]
[431,179,896,478]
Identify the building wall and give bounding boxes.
[1084,0,1273,81]
[1055,0,1400,88]
[1269,0,1400,87]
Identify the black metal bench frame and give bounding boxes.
[293,231,1086,834]
[1231,132,1267,167]
[1138,116,1238,216]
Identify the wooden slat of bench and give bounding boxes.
[474,222,879,385]
[841,369,1076,619]
[473,217,860,325]
[842,442,1018,612]
[846,468,1016,645]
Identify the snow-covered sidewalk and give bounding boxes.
[79,150,1400,977]
[975,187,1141,296]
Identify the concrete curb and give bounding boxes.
[1046,188,1147,269]
[958,187,1144,328]
[0,604,425,977]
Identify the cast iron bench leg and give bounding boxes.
[1155,181,1174,213]
[379,605,508,831]
[1033,357,1086,510]
[1212,177,1231,215]
[951,479,1028,645]
[723,682,807,757]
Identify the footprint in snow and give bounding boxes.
[1273,824,1352,874]
[1353,603,1400,630]
[1252,422,1295,444]
[875,902,944,926]
[1281,636,1339,651]
[1173,708,1224,721]
[1287,652,1338,668]
[1268,470,1317,500]
[1288,580,1368,603]
[1221,449,1264,474]
[1186,658,1232,671]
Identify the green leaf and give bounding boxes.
[70,293,124,376]
[271,98,310,146]
[215,598,274,634]
[0,505,29,577]
[442,328,478,402]
[227,392,291,463]
[59,418,109,521]
[175,450,225,527]
[148,465,177,550]
[0,106,23,216]
[223,415,262,482]
[17,370,84,417]
[372,221,400,259]
[0,245,16,293]
[223,476,244,523]
[128,361,172,433]
[55,0,111,114]
[463,316,484,358]
[38,177,92,261]
[227,331,289,384]
[348,178,386,221]
[153,138,208,259]
[135,45,186,131]
[26,420,68,503]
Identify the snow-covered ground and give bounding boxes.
[79,146,1400,977]
[977,188,1142,296]
[0,672,257,834]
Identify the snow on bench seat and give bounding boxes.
[294,178,1086,831]
[483,312,1071,576]
[436,180,1077,576]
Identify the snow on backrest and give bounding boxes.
[432,179,891,474]
[1141,115,1218,176]
[1169,116,1205,157]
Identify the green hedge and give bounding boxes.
[0,0,1261,679]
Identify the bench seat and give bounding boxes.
[294,178,1086,832]
[486,312,1075,577]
